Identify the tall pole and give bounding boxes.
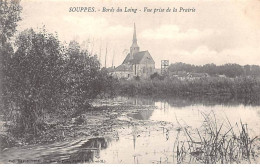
[112,49,115,68]
[90,38,94,56]
[0,46,3,113]
[99,39,102,63]
[105,43,107,68]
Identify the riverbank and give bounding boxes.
[1,97,259,164]
[0,99,157,151]
[117,77,260,101]
[0,98,177,163]
[0,97,260,163]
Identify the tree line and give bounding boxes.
[168,62,260,78]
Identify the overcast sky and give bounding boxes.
[18,0,260,68]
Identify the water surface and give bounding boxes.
[1,96,259,164]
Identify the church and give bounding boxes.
[110,24,155,79]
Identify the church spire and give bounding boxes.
[130,23,140,58]
[133,23,137,44]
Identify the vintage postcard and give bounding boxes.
[0,0,260,164]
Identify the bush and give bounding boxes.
[2,29,116,139]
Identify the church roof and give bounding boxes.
[106,67,115,73]
[114,64,133,72]
[123,51,150,64]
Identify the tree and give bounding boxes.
[3,28,118,139]
[5,28,65,137]
[219,64,244,78]
[0,0,22,112]
[0,0,21,45]
[168,62,194,72]
[65,40,104,110]
[201,64,217,75]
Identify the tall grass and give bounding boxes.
[174,112,259,164]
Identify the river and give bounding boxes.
[0,96,260,164]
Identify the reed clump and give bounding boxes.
[175,112,259,164]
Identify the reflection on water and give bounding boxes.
[0,137,112,164]
[127,110,154,120]
[99,125,179,164]
[120,95,260,107]
[114,96,155,106]
[125,97,260,134]
[66,137,110,163]
[110,97,260,163]
[1,96,260,164]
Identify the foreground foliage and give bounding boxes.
[174,112,259,164]
[2,29,117,140]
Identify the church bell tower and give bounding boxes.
[130,23,140,59]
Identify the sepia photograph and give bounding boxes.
[0,0,260,164]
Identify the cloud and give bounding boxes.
[167,46,260,66]
[140,24,218,41]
